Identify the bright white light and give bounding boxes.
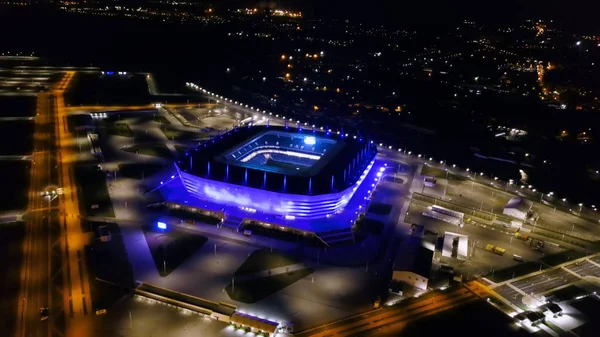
[239,149,320,163]
[157,222,167,230]
[304,136,316,145]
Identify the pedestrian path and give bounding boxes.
[234,263,306,283]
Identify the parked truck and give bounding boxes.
[485,244,506,256]
[514,232,529,241]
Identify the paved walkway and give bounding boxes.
[159,107,183,126]
[234,263,306,282]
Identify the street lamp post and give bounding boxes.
[578,203,583,216]
[443,170,449,198]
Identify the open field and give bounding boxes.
[0,120,34,155]
[107,121,133,137]
[0,222,25,337]
[0,95,36,117]
[143,225,208,276]
[65,73,151,106]
[85,222,135,311]
[0,161,30,211]
[73,164,115,217]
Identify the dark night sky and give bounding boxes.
[217,0,599,31]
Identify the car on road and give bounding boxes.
[39,307,50,321]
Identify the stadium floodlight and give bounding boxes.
[304,136,316,145]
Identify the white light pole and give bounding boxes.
[578,203,583,216]
[505,179,513,192]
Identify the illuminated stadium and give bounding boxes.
[151,125,378,235]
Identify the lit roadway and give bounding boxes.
[16,71,96,337]
[54,71,95,337]
[16,88,54,337]
[295,284,488,337]
[63,103,204,113]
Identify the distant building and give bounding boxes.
[503,197,532,220]
[392,236,435,290]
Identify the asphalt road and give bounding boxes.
[17,91,54,337]
[565,261,600,278]
[54,71,98,337]
[295,285,487,337]
[511,268,580,296]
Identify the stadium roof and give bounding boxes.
[176,125,376,195]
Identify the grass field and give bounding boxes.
[0,222,25,337]
[159,126,200,141]
[226,267,313,303]
[0,95,36,117]
[107,121,133,137]
[85,222,134,311]
[0,161,30,211]
[143,226,208,277]
[73,165,115,217]
[0,121,34,155]
[64,73,151,106]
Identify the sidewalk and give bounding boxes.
[234,263,306,282]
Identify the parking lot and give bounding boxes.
[404,201,561,280]
[421,165,600,243]
[511,267,580,296]
[565,260,600,278]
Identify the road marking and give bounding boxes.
[561,266,584,278]
[587,258,600,268]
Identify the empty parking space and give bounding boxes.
[565,260,600,278]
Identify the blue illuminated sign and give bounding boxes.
[106,71,114,75]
